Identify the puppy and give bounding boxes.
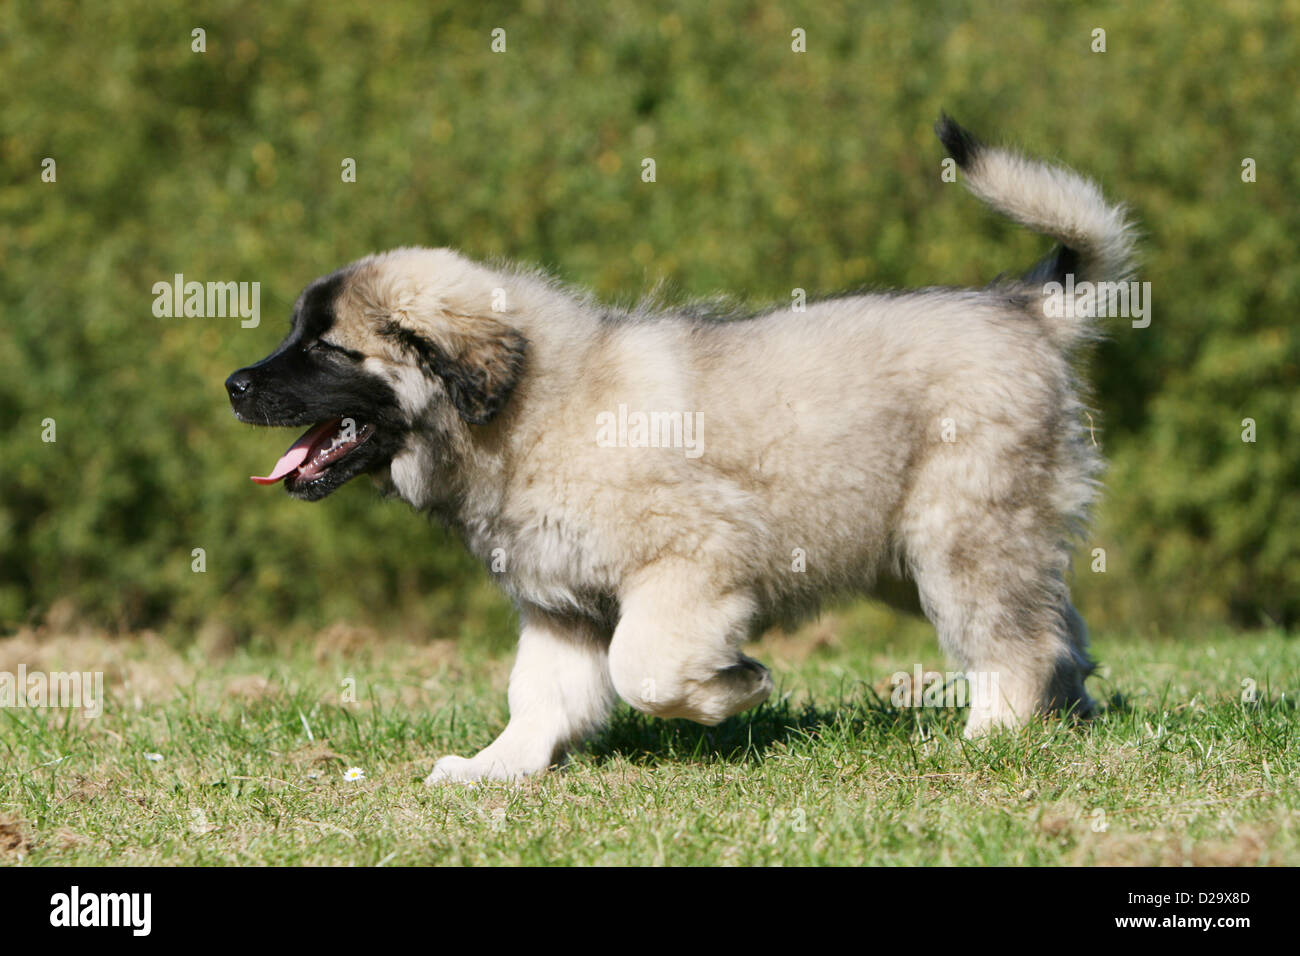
[227,117,1134,782]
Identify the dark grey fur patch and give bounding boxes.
[1021,244,1081,286]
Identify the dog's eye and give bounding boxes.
[303,340,358,362]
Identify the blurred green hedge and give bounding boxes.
[2,0,1296,641]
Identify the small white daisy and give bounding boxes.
[343,767,366,781]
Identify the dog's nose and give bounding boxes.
[225,370,253,400]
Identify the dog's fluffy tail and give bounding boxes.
[936,114,1136,345]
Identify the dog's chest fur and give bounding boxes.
[457,492,619,623]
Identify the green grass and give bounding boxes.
[1,617,1296,865]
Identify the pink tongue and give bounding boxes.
[250,420,340,485]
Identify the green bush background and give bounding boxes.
[2,0,1296,643]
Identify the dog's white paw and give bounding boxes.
[424,753,543,785]
[425,755,482,786]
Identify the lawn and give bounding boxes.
[1,613,1295,866]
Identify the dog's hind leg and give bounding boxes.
[901,462,1097,737]
[607,564,773,726]
[425,609,614,784]
[911,548,1089,736]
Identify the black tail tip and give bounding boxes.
[935,113,981,168]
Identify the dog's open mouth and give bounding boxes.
[251,418,376,487]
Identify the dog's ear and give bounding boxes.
[383,314,527,425]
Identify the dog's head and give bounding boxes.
[225,248,527,502]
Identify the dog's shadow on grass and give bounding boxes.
[584,681,1300,768]
[585,684,1228,768]
[584,686,955,768]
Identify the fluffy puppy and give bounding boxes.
[227,117,1134,782]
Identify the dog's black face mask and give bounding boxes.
[225,271,408,501]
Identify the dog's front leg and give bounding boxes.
[425,609,614,785]
[607,565,773,726]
